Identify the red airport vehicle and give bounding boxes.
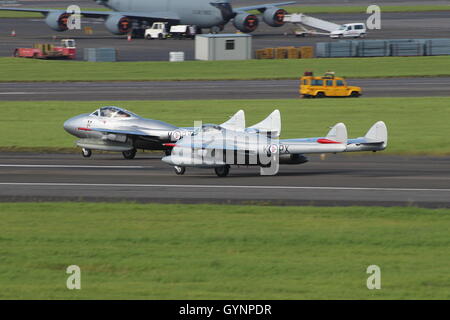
[13,39,76,59]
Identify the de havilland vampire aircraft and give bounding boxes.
[63,106,278,159]
[162,111,388,176]
[0,0,296,35]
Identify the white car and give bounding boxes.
[330,23,366,39]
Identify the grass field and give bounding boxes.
[0,97,448,155]
[1,5,448,18]
[1,56,450,82]
[0,202,449,299]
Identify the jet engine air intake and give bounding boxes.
[233,13,259,33]
[262,7,287,27]
[45,11,71,31]
[105,14,132,34]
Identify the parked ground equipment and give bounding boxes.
[284,13,366,39]
[13,39,76,59]
[144,22,196,40]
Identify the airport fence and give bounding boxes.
[316,38,450,58]
[83,48,117,62]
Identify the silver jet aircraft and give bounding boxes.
[63,105,245,159]
[0,0,296,35]
[162,111,388,176]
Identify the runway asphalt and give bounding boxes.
[1,9,449,61]
[0,152,449,208]
[1,77,449,100]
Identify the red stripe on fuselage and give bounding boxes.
[317,138,340,144]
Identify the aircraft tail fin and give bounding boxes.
[345,121,388,152]
[248,109,281,137]
[326,122,347,144]
[364,121,388,146]
[221,110,245,131]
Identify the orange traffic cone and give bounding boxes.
[11,30,16,37]
[127,34,132,41]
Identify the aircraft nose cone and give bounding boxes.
[63,118,76,135]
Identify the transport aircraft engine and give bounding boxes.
[105,14,132,34]
[233,13,259,33]
[45,11,71,31]
[262,7,287,27]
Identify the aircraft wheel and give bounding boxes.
[82,148,92,158]
[122,148,137,159]
[174,166,185,175]
[214,165,230,177]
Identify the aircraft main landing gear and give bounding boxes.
[174,166,186,175]
[214,165,230,177]
[122,148,137,159]
[81,148,92,158]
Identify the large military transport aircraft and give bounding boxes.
[0,0,296,34]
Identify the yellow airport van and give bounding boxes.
[299,71,362,98]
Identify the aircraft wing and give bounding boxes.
[234,2,297,12]
[0,8,180,23]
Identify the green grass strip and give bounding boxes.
[1,56,450,82]
[0,97,448,155]
[0,202,449,299]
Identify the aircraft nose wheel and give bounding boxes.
[214,165,230,177]
[81,148,92,158]
[122,148,137,159]
[174,166,186,175]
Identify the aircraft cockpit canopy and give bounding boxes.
[192,124,224,135]
[90,106,136,119]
